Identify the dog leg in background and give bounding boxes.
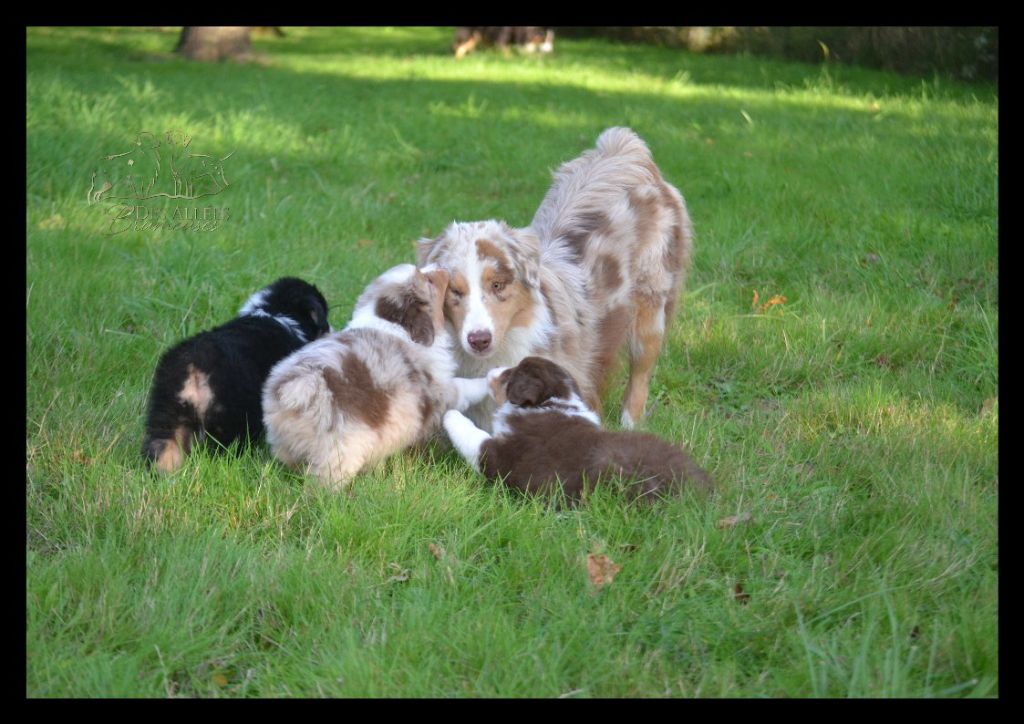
[452,377,490,412]
[622,297,667,429]
[443,410,492,472]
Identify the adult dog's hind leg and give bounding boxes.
[621,295,667,429]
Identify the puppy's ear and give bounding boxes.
[416,231,446,267]
[376,293,435,346]
[503,224,540,289]
[423,267,449,295]
[402,296,435,346]
[505,368,551,407]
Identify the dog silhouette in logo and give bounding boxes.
[88,131,162,204]
[88,130,234,204]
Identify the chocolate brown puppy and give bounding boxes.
[443,356,712,503]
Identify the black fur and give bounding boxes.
[142,277,330,470]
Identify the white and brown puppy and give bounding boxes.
[443,356,712,504]
[262,264,489,489]
[417,127,693,432]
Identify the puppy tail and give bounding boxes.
[268,372,322,413]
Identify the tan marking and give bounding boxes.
[628,186,662,247]
[154,425,190,473]
[482,272,535,347]
[178,364,213,418]
[475,238,512,273]
[596,254,623,292]
[422,267,449,333]
[490,369,511,405]
[444,270,469,335]
[591,306,631,402]
[623,297,666,424]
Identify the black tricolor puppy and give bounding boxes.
[142,277,330,472]
[443,356,712,504]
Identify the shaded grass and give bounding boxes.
[27,27,997,697]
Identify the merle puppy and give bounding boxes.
[142,277,330,472]
[443,356,712,504]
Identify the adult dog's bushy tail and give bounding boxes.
[529,126,662,248]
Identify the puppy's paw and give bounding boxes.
[453,376,490,410]
[443,408,467,430]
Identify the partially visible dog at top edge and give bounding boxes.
[453,27,554,59]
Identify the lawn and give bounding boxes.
[26,26,998,697]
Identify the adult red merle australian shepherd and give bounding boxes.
[417,127,693,431]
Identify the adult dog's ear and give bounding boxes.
[416,230,447,267]
[502,224,541,289]
[505,367,551,407]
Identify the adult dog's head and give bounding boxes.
[416,220,541,359]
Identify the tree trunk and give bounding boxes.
[175,27,252,62]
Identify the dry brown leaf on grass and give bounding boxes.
[587,553,622,591]
[428,543,455,584]
[717,511,753,529]
[751,289,786,313]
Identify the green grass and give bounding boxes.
[26,26,997,697]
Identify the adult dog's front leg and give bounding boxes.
[452,376,490,411]
[443,409,492,472]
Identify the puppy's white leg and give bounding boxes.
[452,376,490,411]
[443,409,491,472]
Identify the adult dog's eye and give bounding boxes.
[490,281,507,293]
[448,288,464,299]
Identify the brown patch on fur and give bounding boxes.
[444,270,469,334]
[422,268,449,333]
[324,355,390,429]
[641,157,663,181]
[482,271,536,344]
[538,280,559,327]
[502,356,580,407]
[375,289,435,346]
[563,211,611,258]
[476,238,512,274]
[178,364,213,417]
[479,411,711,504]
[591,306,631,401]
[489,368,512,404]
[153,425,190,473]
[419,395,435,426]
[596,254,622,292]
[628,186,663,248]
[663,226,685,273]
